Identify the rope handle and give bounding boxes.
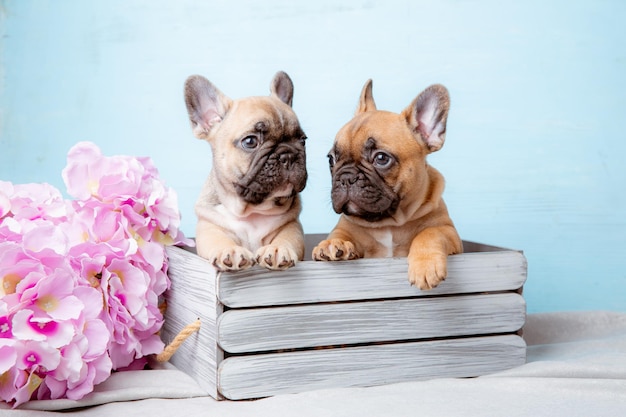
[156,319,201,362]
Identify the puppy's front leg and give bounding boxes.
[196,219,255,271]
[407,225,462,290]
[256,220,305,270]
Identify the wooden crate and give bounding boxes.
[161,234,527,400]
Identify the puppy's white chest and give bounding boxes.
[371,229,394,257]
[215,204,281,251]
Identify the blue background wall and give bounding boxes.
[1,0,624,313]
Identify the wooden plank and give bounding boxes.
[162,246,222,398]
[218,334,527,400]
[218,293,526,353]
[217,250,527,308]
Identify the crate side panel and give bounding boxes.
[218,251,527,307]
[162,246,221,398]
[218,293,526,353]
[462,240,517,253]
[218,334,527,400]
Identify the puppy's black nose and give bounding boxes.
[339,172,358,185]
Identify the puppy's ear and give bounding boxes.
[184,75,232,139]
[270,71,294,107]
[355,79,377,115]
[403,84,450,152]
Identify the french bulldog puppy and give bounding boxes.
[312,80,462,290]
[184,71,307,271]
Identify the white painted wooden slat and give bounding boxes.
[218,250,527,308]
[218,293,526,353]
[162,246,221,397]
[218,335,527,400]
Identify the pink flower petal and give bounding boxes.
[12,370,43,407]
[22,223,69,254]
[0,339,16,374]
[11,310,75,349]
[62,142,103,200]
[15,340,61,372]
[0,191,10,219]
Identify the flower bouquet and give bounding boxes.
[0,142,191,407]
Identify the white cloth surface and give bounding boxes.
[3,311,626,417]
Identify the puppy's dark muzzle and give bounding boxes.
[331,164,399,221]
[236,144,307,205]
[277,146,307,192]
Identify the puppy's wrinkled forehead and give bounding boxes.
[333,111,411,159]
[225,97,302,140]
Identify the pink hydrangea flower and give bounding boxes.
[0,142,190,407]
[62,142,144,202]
[2,182,69,223]
[0,183,11,219]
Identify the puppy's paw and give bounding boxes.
[408,252,448,290]
[209,246,255,271]
[312,239,359,261]
[256,245,298,270]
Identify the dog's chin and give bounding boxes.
[269,184,297,205]
[236,183,294,205]
[252,183,299,206]
[339,201,391,223]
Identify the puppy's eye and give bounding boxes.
[372,151,393,168]
[241,135,259,150]
[299,136,307,146]
[327,153,335,168]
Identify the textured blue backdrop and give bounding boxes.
[1,0,625,313]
